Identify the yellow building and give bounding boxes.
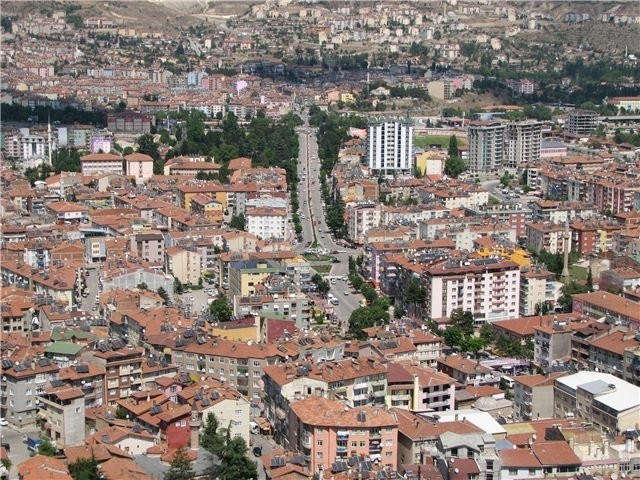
[415,150,446,177]
[340,92,356,104]
[476,246,532,267]
[210,319,259,342]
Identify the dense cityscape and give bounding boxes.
[0,1,639,480]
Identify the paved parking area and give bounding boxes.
[1,424,40,479]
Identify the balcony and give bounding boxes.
[369,430,381,440]
[302,434,311,449]
[337,431,349,440]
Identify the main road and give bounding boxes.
[295,118,364,328]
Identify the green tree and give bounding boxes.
[479,324,495,343]
[444,156,466,178]
[448,135,460,158]
[137,133,159,160]
[37,438,57,456]
[115,404,129,420]
[164,447,195,480]
[201,413,226,456]
[348,306,389,340]
[69,456,101,480]
[442,326,464,349]
[500,171,513,188]
[311,273,330,297]
[157,287,169,305]
[558,281,589,312]
[174,278,185,295]
[212,437,257,480]
[209,294,233,322]
[586,266,594,292]
[229,214,245,231]
[136,282,148,291]
[450,309,474,338]
[404,278,426,316]
[466,337,486,358]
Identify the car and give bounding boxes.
[0,418,7,426]
[343,291,349,296]
[252,446,262,457]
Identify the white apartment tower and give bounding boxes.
[505,121,542,168]
[467,121,506,173]
[367,119,413,176]
[423,257,521,324]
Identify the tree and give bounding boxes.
[450,309,474,338]
[442,326,464,349]
[137,133,159,160]
[157,287,169,305]
[136,282,148,291]
[445,156,466,178]
[500,171,513,188]
[37,438,57,456]
[479,324,495,343]
[466,337,486,358]
[201,413,226,456]
[174,278,185,295]
[586,266,594,292]
[311,273,330,297]
[558,281,589,312]
[348,306,389,340]
[404,278,426,316]
[212,437,257,480]
[164,447,195,480]
[209,294,233,322]
[69,456,101,480]
[229,214,245,231]
[448,135,460,158]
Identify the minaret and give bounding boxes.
[47,115,52,166]
[189,399,201,450]
[561,220,571,279]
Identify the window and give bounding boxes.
[76,407,81,414]
[360,441,366,447]
[317,440,323,446]
[170,386,177,393]
[385,452,392,457]
[351,441,358,447]
[509,469,518,475]
[235,409,243,415]
[26,389,32,396]
[317,452,323,459]
[528,469,537,475]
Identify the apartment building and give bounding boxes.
[588,329,640,380]
[533,319,588,368]
[129,231,165,263]
[386,361,455,412]
[165,246,201,286]
[228,259,284,296]
[79,152,124,176]
[505,121,542,168]
[367,119,414,176]
[37,385,85,448]
[124,152,154,184]
[263,357,388,447]
[554,371,640,433]
[245,207,288,241]
[467,121,506,173]
[565,110,599,135]
[525,222,569,254]
[572,291,640,327]
[464,204,532,238]
[106,111,152,134]
[622,346,640,386]
[423,258,521,324]
[436,357,499,388]
[520,267,563,316]
[499,441,581,480]
[512,373,566,421]
[234,292,312,330]
[166,338,288,403]
[289,396,398,475]
[57,363,105,408]
[347,203,382,245]
[0,357,59,428]
[91,345,144,405]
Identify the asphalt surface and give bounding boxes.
[295,119,365,330]
[1,424,40,479]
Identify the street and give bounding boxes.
[295,117,365,330]
[1,424,40,479]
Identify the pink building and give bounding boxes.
[125,152,154,184]
[289,396,398,476]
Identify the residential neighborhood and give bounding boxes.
[1,1,640,480]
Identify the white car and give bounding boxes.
[0,418,8,426]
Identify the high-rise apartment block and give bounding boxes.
[367,119,413,176]
[505,121,542,168]
[565,110,599,135]
[467,121,506,172]
[468,120,542,172]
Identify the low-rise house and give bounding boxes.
[512,373,567,421]
[386,361,455,412]
[436,356,499,388]
[85,424,156,455]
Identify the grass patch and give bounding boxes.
[569,266,588,281]
[414,135,450,149]
[312,264,333,274]
[304,254,332,262]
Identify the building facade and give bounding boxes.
[367,119,414,176]
[467,121,506,173]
